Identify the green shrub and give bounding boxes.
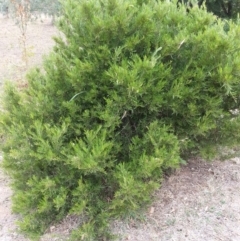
[1,0,240,240]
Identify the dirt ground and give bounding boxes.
[0,14,240,241]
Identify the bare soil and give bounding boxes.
[112,157,240,241]
[0,14,240,241]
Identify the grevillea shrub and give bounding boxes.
[1,0,240,240]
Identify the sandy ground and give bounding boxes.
[112,157,240,241]
[0,14,240,241]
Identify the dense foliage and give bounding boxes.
[1,0,240,240]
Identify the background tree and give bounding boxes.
[0,0,60,17]
[200,0,240,18]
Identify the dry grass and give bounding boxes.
[0,14,240,241]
